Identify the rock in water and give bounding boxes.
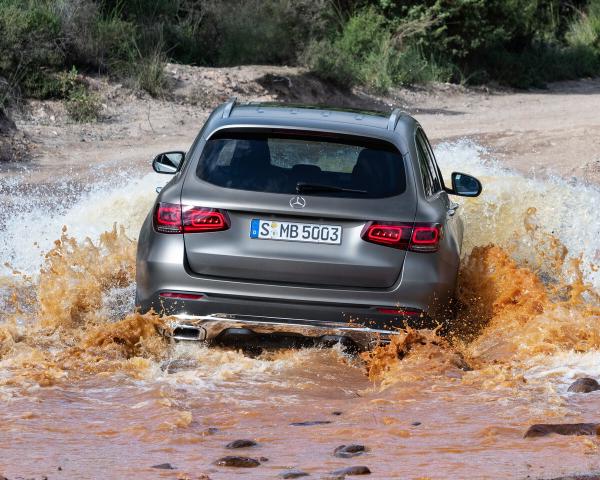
[334,444,367,458]
[568,378,600,393]
[524,423,600,438]
[290,420,332,426]
[279,470,310,478]
[152,463,176,470]
[226,439,257,449]
[331,466,371,475]
[214,456,260,468]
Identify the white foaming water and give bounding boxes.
[0,171,167,276]
[435,140,600,291]
[524,351,600,390]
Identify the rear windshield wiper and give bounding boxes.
[296,182,367,195]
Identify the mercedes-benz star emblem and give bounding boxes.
[289,196,306,209]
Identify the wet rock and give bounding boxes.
[279,470,309,478]
[524,423,600,438]
[226,439,257,449]
[334,444,367,458]
[331,466,371,476]
[290,420,332,426]
[214,456,260,468]
[568,378,600,393]
[152,463,176,470]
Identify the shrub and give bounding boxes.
[304,9,450,91]
[0,0,65,98]
[60,67,101,122]
[65,88,101,122]
[130,48,169,98]
[566,0,600,48]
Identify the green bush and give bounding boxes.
[129,48,169,97]
[567,0,600,48]
[304,9,451,91]
[375,0,600,88]
[0,0,64,98]
[65,88,101,122]
[59,67,101,122]
[0,0,163,101]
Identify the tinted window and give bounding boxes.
[196,130,406,198]
[416,130,442,195]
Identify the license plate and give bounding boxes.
[250,219,342,245]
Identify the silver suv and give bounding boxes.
[136,101,481,350]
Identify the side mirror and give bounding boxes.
[152,151,185,174]
[448,172,482,197]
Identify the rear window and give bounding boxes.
[196,130,406,198]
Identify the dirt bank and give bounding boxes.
[4,64,600,185]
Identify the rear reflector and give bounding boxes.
[154,202,230,234]
[362,222,441,252]
[376,307,422,316]
[159,292,205,300]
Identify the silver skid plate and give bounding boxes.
[165,313,397,349]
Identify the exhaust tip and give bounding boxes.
[172,325,205,341]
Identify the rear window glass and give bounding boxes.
[196,130,406,198]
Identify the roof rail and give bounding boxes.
[387,108,403,131]
[222,97,237,118]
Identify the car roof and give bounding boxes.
[197,100,419,157]
[229,101,394,130]
[202,99,417,136]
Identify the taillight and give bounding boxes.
[153,202,230,234]
[362,222,441,252]
[363,224,412,249]
[154,203,182,233]
[182,206,230,232]
[410,225,440,252]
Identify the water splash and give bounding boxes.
[435,139,600,290]
[0,171,167,277]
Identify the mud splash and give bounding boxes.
[0,141,599,479]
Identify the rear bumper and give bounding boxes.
[165,313,404,350]
[140,291,437,331]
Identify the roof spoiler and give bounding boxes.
[222,97,237,118]
[387,108,403,131]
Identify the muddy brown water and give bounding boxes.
[0,141,599,479]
